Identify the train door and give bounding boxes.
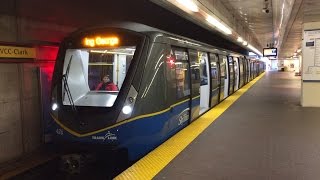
[239,57,244,87]
[228,56,235,95]
[244,57,249,84]
[209,53,220,107]
[250,60,254,80]
[167,47,191,128]
[233,57,239,91]
[198,51,210,114]
[219,55,228,101]
[245,58,248,82]
[189,49,201,121]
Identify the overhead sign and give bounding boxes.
[263,48,277,57]
[303,30,320,80]
[0,45,36,59]
[83,36,119,47]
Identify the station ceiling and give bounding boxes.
[1,0,320,59]
[0,0,248,54]
[155,0,320,59]
[219,0,300,59]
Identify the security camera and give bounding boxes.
[262,8,270,13]
[262,0,270,14]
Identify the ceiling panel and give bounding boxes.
[278,0,303,58]
[219,0,274,48]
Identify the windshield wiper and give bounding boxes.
[62,55,77,112]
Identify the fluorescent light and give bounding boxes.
[206,15,232,35]
[249,52,256,56]
[176,0,199,12]
[248,44,263,56]
[243,41,248,46]
[106,52,134,55]
[91,50,107,53]
[237,37,244,42]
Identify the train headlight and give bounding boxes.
[52,103,58,111]
[122,105,132,115]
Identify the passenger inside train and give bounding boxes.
[95,75,118,91]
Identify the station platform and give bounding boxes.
[116,71,320,180]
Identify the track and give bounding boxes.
[10,152,131,180]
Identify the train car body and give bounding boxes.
[49,22,265,166]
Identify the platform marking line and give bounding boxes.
[115,73,265,180]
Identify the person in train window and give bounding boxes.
[95,75,118,91]
[176,68,185,98]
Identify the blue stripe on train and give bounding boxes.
[50,100,196,160]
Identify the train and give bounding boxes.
[49,22,265,172]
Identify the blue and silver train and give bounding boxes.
[49,22,265,170]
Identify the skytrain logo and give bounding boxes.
[92,131,117,141]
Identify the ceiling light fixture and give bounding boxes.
[206,15,232,35]
[248,44,263,56]
[243,41,248,46]
[237,37,244,42]
[297,48,301,53]
[176,0,199,12]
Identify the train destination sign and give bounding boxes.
[83,37,119,47]
[0,45,36,59]
[263,48,277,57]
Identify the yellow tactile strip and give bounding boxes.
[115,72,265,180]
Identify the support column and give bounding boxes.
[301,22,320,107]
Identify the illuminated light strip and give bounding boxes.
[115,72,266,180]
[176,0,199,12]
[90,50,134,56]
[237,37,244,42]
[170,0,264,55]
[279,3,285,34]
[88,63,113,66]
[206,15,232,35]
[106,52,134,55]
[248,44,263,57]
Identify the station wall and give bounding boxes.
[0,9,73,163]
[0,62,55,164]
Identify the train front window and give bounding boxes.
[62,46,136,107]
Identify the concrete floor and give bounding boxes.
[155,71,320,180]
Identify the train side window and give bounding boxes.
[198,52,209,86]
[189,50,200,96]
[220,56,227,79]
[171,48,190,99]
[209,54,219,80]
[228,56,234,74]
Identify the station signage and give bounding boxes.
[263,48,277,57]
[0,45,36,59]
[83,36,119,47]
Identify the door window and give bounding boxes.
[167,48,191,99]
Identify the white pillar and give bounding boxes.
[301,22,320,107]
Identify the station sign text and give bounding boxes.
[83,37,119,47]
[0,46,36,59]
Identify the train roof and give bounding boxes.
[71,22,163,36]
[69,21,248,57]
